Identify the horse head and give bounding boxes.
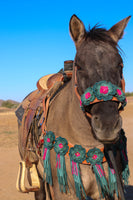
[69,15,130,144]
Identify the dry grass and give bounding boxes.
[0,109,18,147]
[0,107,34,200]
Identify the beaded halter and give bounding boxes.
[74,63,126,118]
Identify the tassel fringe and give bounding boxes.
[41,129,130,200]
[43,148,53,185]
[71,161,87,200]
[56,154,69,193]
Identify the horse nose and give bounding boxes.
[91,101,122,142]
[92,114,122,133]
[92,115,101,130]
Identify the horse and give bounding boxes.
[16,15,131,200]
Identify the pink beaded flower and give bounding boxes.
[54,137,69,156]
[115,86,126,102]
[69,145,86,163]
[93,81,116,101]
[81,87,95,108]
[44,131,55,150]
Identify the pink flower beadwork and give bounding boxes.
[59,143,63,148]
[85,92,91,99]
[100,86,109,94]
[75,152,81,157]
[47,138,51,143]
[92,154,98,160]
[117,89,122,96]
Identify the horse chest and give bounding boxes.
[50,151,101,199]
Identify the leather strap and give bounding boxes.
[41,96,51,134]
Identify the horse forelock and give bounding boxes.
[85,24,122,53]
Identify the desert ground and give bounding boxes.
[0,97,133,200]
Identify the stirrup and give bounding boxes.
[16,161,40,193]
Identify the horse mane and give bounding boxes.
[85,24,124,56]
[86,24,117,48]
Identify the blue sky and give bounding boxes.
[0,0,133,102]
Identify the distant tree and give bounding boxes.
[1,100,19,108]
[125,92,133,97]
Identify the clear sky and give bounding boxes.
[0,0,133,102]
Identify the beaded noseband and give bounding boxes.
[74,64,127,118]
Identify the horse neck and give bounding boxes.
[47,69,101,148]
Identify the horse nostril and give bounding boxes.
[114,116,122,130]
[92,114,122,132]
[94,116,98,120]
[92,115,101,129]
[93,115,99,121]
[114,119,119,129]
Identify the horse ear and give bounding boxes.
[108,16,131,43]
[69,15,86,47]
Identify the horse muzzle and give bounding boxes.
[91,114,122,143]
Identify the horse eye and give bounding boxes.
[76,64,82,70]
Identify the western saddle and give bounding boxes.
[15,60,73,193]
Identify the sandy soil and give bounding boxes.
[0,108,34,200]
[0,97,133,200]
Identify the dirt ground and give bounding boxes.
[0,108,34,200]
[0,98,133,200]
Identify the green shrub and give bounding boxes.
[125,92,133,97]
[1,101,19,108]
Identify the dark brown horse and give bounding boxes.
[16,15,131,200]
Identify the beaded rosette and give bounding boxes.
[41,129,129,200]
[80,81,127,110]
[54,137,69,193]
